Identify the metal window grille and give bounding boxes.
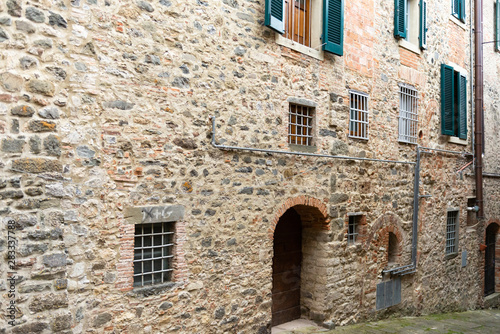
[398,84,419,144]
[445,211,458,254]
[349,91,369,140]
[289,104,314,146]
[284,0,312,47]
[348,216,360,245]
[133,222,174,287]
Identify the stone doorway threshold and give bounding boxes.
[271,319,326,333]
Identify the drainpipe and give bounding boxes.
[411,147,421,266]
[470,0,475,171]
[474,0,485,218]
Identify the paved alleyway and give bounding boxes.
[272,309,500,334]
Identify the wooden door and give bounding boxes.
[485,224,497,296]
[272,208,302,326]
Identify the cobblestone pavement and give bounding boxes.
[272,309,500,334]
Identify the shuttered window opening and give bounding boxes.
[133,222,174,287]
[452,0,465,21]
[441,64,467,139]
[289,104,314,146]
[284,0,312,47]
[349,91,369,140]
[398,84,419,144]
[446,211,459,255]
[419,0,428,49]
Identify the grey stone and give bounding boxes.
[236,12,254,23]
[75,62,87,71]
[76,145,95,158]
[15,198,41,210]
[0,72,23,92]
[0,190,24,199]
[51,313,72,331]
[45,183,64,197]
[319,128,337,137]
[19,283,51,293]
[94,313,112,327]
[287,97,317,107]
[11,322,49,334]
[29,293,68,312]
[43,253,67,267]
[54,279,68,290]
[43,135,61,156]
[82,41,96,55]
[236,167,252,173]
[25,187,43,196]
[145,54,160,64]
[12,158,62,173]
[34,39,53,49]
[27,79,56,96]
[223,0,239,8]
[0,27,8,42]
[11,105,35,117]
[48,12,67,28]
[18,243,48,256]
[331,140,349,156]
[227,238,236,246]
[38,107,60,119]
[29,136,41,154]
[172,77,190,89]
[9,177,20,188]
[0,17,12,26]
[255,169,265,176]
[173,137,197,150]
[234,46,246,56]
[0,179,6,188]
[7,0,22,17]
[28,228,62,241]
[124,205,185,224]
[1,138,24,153]
[20,56,37,69]
[103,100,135,110]
[45,66,67,80]
[15,20,36,34]
[322,321,336,330]
[239,187,253,194]
[214,307,225,319]
[159,301,173,310]
[205,209,216,216]
[330,193,349,204]
[11,119,19,133]
[160,0,172,6]
[137,1,154,12]
[28,120,57,132]
[26,7,45,23]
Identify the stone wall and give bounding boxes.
[0,0,498,333]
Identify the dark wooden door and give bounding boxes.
[485,225,497,296]
[272,208,302,326]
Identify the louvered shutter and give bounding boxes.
[459,0,465,21]
[457,73,467,139]
[394,0,406,38]
[441,64,455,136]
[496,0,500,51]
[265,0,284,34]
[323,0,344,56]
[419,0,427,49]
[453,0,460,16]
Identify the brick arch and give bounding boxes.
[364,212,406,266]
[268,196,329,238]
[485,220,500,237]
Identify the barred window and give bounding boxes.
[348,215,361,245]
[398,84,419,144]
[134,222,174,287]
[284,0,312,47]
[288,104,314,146]
[349,91,369,140]
[445,211,459,255]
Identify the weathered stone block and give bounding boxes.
[54,278,68,290]
[25,187,43,196]
[173,137,197,149]
[29,293,68,312]
[0,190,24,199]
[27,79,55,96]
[103,100,134,110]
[29,136,41,153]
[45,66,67,80]
[94,312,112,327]
[11,322,49,334]
[19,283,51,293]
[26,7,45,23]
[0,72,23,92]
[0,27,8,42]
[51,312,72,331]
[43,253,67,267]
[76,145,95,158]
[28,120,57,132]
[124,205,185,224]
[7,0,22,17]
[11,105,35,117]
[12,158,62,173]
[43,135,61,156]
[38,106,60,119]
[1,138,24,153]
[15,20,36,33]
[18,243,48,256]
[48,12,67,28]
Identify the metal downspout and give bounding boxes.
[474,0,485,218]
[470,0,475,172]
[411,147,421,266]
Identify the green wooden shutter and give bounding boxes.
[323,0,344,56]
[496,0,500,51]
[460,0,465,21]
[457,73,467,139]
[419,0,427,49]
[394,0,406,39]
[441,64,455,136]
[265,0,284,34]
[453,0,459,16]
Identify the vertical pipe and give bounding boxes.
[470,0,475,171]
[412,147,421,266]
[474,0,484,218]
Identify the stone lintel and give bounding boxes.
[286,97,317,108]
[124,205,185,224]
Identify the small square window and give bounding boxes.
[398,84,419,144]
[288,104,314,146]
[134,222,174,287]
[445,211,459,255]
[349,91,369,140]
[348,215,361,245]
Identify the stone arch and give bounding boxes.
[268,195,329,238]
[484,220,500,296]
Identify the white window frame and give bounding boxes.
[349,90,369,140]
[398,83,419,144]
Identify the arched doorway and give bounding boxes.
[485,223,499,296]
[272,208,302,326]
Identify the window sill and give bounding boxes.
[444,252,459,261]
[276,34,324,61]
[130,282,177,297]
[398,39,421,55]
[450,15,467,30]
[289,144,317,153]
[448,136,468,146]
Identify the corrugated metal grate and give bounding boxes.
[376,277,402,310]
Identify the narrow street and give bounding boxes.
[272,309,500,334]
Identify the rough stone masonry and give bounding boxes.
[0,0,499,333]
